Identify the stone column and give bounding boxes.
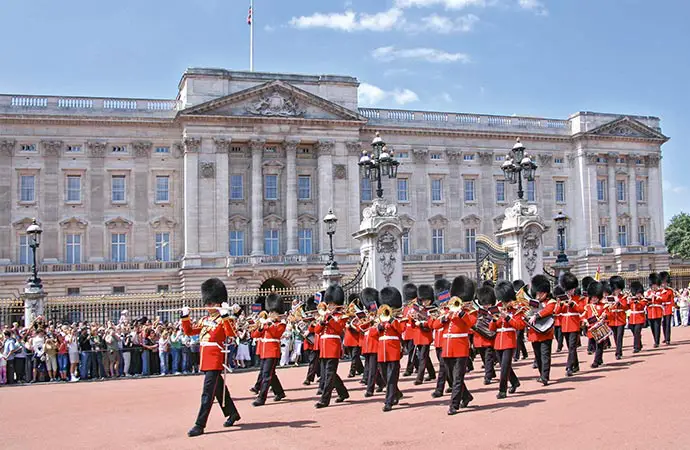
[132,141,152,261]
[250,139,265,256]
[582,152,600,249]
[317,140,335,255]
[607,153,618,246]
[346,141,363,253]
[182,136,201,267]
[628,160,639,245]
[647,154,663,246]
[41,140,63,261]
[0,140,15,263]
[214,138,232,256]
[284,139,299,255]
[87,141,107,261]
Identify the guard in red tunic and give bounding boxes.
[358,287,384,396]
[401,283,419,377]
[302,294,321,386]
[369,286,405,412]
[344,293,364,378]
[471,286,497,385]
[314,285,349,408]
[646,273,663,347]
[411,284,436,385]
[659,271,675,345]
[608,276,629,359]
[557,272,585,376]
[431,278,453,398]
[490,280,526,399]
[252,293,286,406]
[584,281,607,368]
[181,278,240,438]
[527,274,556,386]
[628,281,647,352]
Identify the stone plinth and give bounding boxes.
[322,263,343,289]
[22,286,47,326]
[496,200,548,283]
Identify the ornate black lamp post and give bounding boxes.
[358,132,400,199]
[323,208,338,271]
[554,211,569,264]
[26,218,43,289]
[501,138,537,200]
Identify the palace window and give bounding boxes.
[113,286,125,294]
[431,229,444,255]
[264,229,280,255]
[155,146,170,154]
[496,180,506,203]
[229,231,245,256]
[65,234,81,264]
[157,285,170,293]
[111,233,127,262]
[111,175,126,203]
[298,228,313,255]
[431,179,443,202]
[554,158,564,164]
[21,144,36,152]
[155,232,170,262]
[616,180,626,202]
[361,178,373,201]
[617,225,628,246]
[430,153,442,160]
[20,175,35,202]
[298,175,311,200]
[527,180,536,202]
[397,178,409,202]
[555,181,566,203]
[67,145,82,153]
[402,231,410,256]
[112,145,127,153]
[463,154,474,161]
[19,235,30,265]
[156,176,170,203]
[230,175,244,200]
[464,179,475,202]
[638,224,647,246]
[264,175,278,200]
[66,175,81,203]
[67,287,80,296]
[597,179,607,202]
[599,225,608,248]
[636,179,646,202]
[465,228,477,253]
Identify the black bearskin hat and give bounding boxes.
[512,279,526,292]
[417,284,435,302]
[581,276,595,291]
[476,285,496,307]
[530,274,551,298]
[553,285,565,297]
[659,271,671,284]
[360,288,379,313]
[609,275,625,292]
[201,278,228,305]
[324,284,345,306]
[265,292,284,314]
[559,272,579,292]
[648,272,660,287]
[482,280,495,289]
[630,280,644,296]
[348,293,360,308]
[495,280,516,303]
[379,286,403,309]
[403,283,418,302]
[587,281,604,300]
[433,278,451,297]
[601,281,612,296]
[451,275,476,302]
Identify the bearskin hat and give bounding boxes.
[553,285,565,297]
[451,275,476,302]
[403,283,418,302]
[581,276,595,291]
[648,272,660,287]
[201,278,228,305]
[265,292,284,314]
[476,285,497,307]
[530,274,552,298]
[659,271,671,284]
[324,284,345,306]
[587,281,604,300]
[379,286,403,309]
[601,281,613,296]
[630,280,644,296]
[417,284,435,302]
[512,279,526,292]
[433,278,451,297]
[559,272,579,292]
[495,280,516,303]
[482,280,495,289]
[609,275,625,292]
[360,288,379,313]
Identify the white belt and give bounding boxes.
[561,313,580,317]
[630,311,645,314]
[321,334,342,340]
[610,309,624,313]
[497,328,516,333]
[200,342,223,349]
[379,336,400,341]
[262,339,280,343]
[445,333,468,338]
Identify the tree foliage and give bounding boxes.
[665,212,690,259]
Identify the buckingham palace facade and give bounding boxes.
[0,68,670,297]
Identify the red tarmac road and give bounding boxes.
[2,327,689,450]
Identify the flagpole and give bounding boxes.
[249,0,254,72]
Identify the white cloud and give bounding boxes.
[358,83,419,106]
[372,46,471,63]
[441,92,453,102]
[518,0,548,16]
[395,0,486,9]
[289,8,404,32]
[263,24,275,32]
[417,13,479,33]
[663,180,687,194]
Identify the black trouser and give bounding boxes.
[475,346,496,382]
[14,358,26,382]
[434,347,453,394]
[514,330,528,360]
[564,332,579,372]
[662,315,672,343]
[305,349,319,382]
[347,346,364,376]
[363,353,384,393]
[6,359,15,384]
[195,370,239,428]
[130,348,141,375]
[258,358,284,401]
[403,340,416,374]
[319,358,348,405]
[554,326,564,351]
[610,325,625,357]
[592,339,604,366]
[631,324,643,351]
[496,349,519,393]
[531,340,552,381]
[649,318,662,346]
[445,357,472,409]
[379,360,401,407]
[587,337,596,353]
[415,345,436,382]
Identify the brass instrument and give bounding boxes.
[377,304,394,323]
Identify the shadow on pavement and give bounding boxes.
[205,419,319,434]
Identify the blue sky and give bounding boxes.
[1,0,688,225]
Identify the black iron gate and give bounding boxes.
[475,235,512,284]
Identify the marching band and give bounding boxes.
[180,271,683,437]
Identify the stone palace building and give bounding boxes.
[0,68,670,297]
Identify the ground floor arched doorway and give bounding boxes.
[259,278,290,291]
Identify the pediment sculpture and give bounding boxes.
[246,90,305,117]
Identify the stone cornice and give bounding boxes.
[361,125,574,143]
[179,114,365,128]
[0,114,179,129]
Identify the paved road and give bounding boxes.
[2,326,689,450]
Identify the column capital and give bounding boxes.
[283,138,300,153]
[345,140,362,156]
[249,138,266,152]
[41,140,64,157]
[87,140,107,158]
[646,153,661,168]
[583,151,598,165]
[183,137,202,153]
[0,139,16,157]
[131,141,153,158]
[213,137,233,153]
[316,139,335,156]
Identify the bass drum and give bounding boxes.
[528,315,555,334]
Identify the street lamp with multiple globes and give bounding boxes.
[553,211,569,264]
[26,218,43,290]
[323,208,338,270]
[501,138,538,200]
[358,132,400,199]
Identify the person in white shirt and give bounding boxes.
[678,289,689,327]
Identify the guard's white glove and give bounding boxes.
[181,306,190,317]
[220,302,231,317]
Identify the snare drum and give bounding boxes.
[589,320,612,343]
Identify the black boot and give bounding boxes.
[187,426,204,437]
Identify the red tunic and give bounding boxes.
[411,317,434,346]
[556,295,586,333]
[469,310,494,349]
[438,312,475,358]
[527,299,557,342]
[308,322,320,352]
[606,294,629,327]
[645,288,664,320]
[343,320,361,347]
[489,307,526,350]
[181,313,235,372]
[628,298,648,325]
[257,322,286,359]
[659,288,675,317]
[314,314,345,359]
[369,319,404,363]
[584,303,606,339]
[358,321,379,355]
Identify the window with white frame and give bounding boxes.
[398,151,409,159]
[636,179,646,202]
[638,224,647,246]
[155,176,169,202]
[527,180,536,202]
[264,229,279,255]
[465,228,477,253]
[155,232,170,261]
[430,153,442,160]
[402,231,410,256]
[298,175,311,200]
[496,180,506,203]
[463,154,474,161]
[264,175,278,200]
[397,178,409,202]
[20,175,35,202]
[19,235,31,264]
[65,234,81,264]
[464,179,475,202]
[111,175,126,203]
[230,175,244,200]
[21,144,36,152]
[66,175,81,202]
[617,225,628,246]
[555,180,566,203]
[298,228,313,255]
[229,231,244,256]
[431,179,442,202]
[616,180,626,202]
[554,157,564,164]
[597,179,607,202]
[495,155,505,162]
[66,145,82,153]
[599,225,608,248]
[155,146,170,154]
[361,178,372,201]
[112,145,127,153]
[111,233,127,262]
[431,229,444,254]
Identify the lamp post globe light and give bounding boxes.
[501,138,537,200]
[26,218,43,290]
[553,211,569,264]
[323,208,338,270]
[358,132,400,199]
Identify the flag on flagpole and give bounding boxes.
[247,6,252,25]
[594,265,601,281]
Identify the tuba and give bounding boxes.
[377,304,394,322]
[317,302,329,317]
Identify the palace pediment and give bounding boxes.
[584,116,668,141]
[178,80,364,122]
